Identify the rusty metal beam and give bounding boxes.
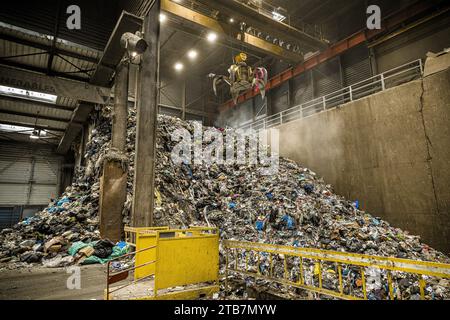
[219,1,445,112]
[161,0,303,63]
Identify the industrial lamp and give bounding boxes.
[120,31,148,57]
[30,130,40,140]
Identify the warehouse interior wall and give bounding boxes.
[276,66,450,254]
[0,141,67,227]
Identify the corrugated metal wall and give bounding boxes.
[0,141,62,206]
[314,57,342,97]
[263,45,372,117]
[270,83,289,115]
[0,206,20,229]
[292,71,314,106]
[342,44,373,86]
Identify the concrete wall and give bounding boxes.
[277,67,450,253]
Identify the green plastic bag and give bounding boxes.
[81,244,129,265]
[68,241,92,256]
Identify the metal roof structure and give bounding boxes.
[0,0,423,149]
[0,20,103,145]
[0,0,117,147]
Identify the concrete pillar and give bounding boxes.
[99,61,129,242]
[111,62,129,151]
[132,0,160,227]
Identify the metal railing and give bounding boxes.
[224,240,450,300]
[105,245,157,300]
[239,59,423,131]
[106,226,219,300]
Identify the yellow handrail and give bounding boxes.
[223,240,450,300]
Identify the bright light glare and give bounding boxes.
[0,85,57,104]
[206,32,217,42]
[159,13,167,22]
[272,11,286,22]
[187,50,198,59]
[0,124,33,133]
[174,62,184,71]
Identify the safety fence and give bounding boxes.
[223,240,450,300]
[240,59,424,131]
[105,226,219,300]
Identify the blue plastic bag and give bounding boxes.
[255,220,265,231]
[282,215,295,229]
[56,197,70,206]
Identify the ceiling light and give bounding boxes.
[187,50,198,60]
[206,32,217,42]
[174,62,184,71]
[272,11,286,22]
[0,85,57,104]
[159,13,167,23]
[0,124,34,133]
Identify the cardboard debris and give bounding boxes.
[79,246,95,257]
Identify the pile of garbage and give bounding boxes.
[0,107,448,299]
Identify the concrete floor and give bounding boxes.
[0,265,107,300]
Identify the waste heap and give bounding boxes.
[0,108,448,300]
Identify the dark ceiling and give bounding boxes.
[0,0,428,82]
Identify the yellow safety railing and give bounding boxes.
[223,240,450,300]
[124,226,169,247]
[106,226,220,300]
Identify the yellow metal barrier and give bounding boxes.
[124,226,169,247]
[106,226,219,300]
[224,240,450,300]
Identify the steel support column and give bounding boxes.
[99,61,129,242]
[132,0,160,227]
